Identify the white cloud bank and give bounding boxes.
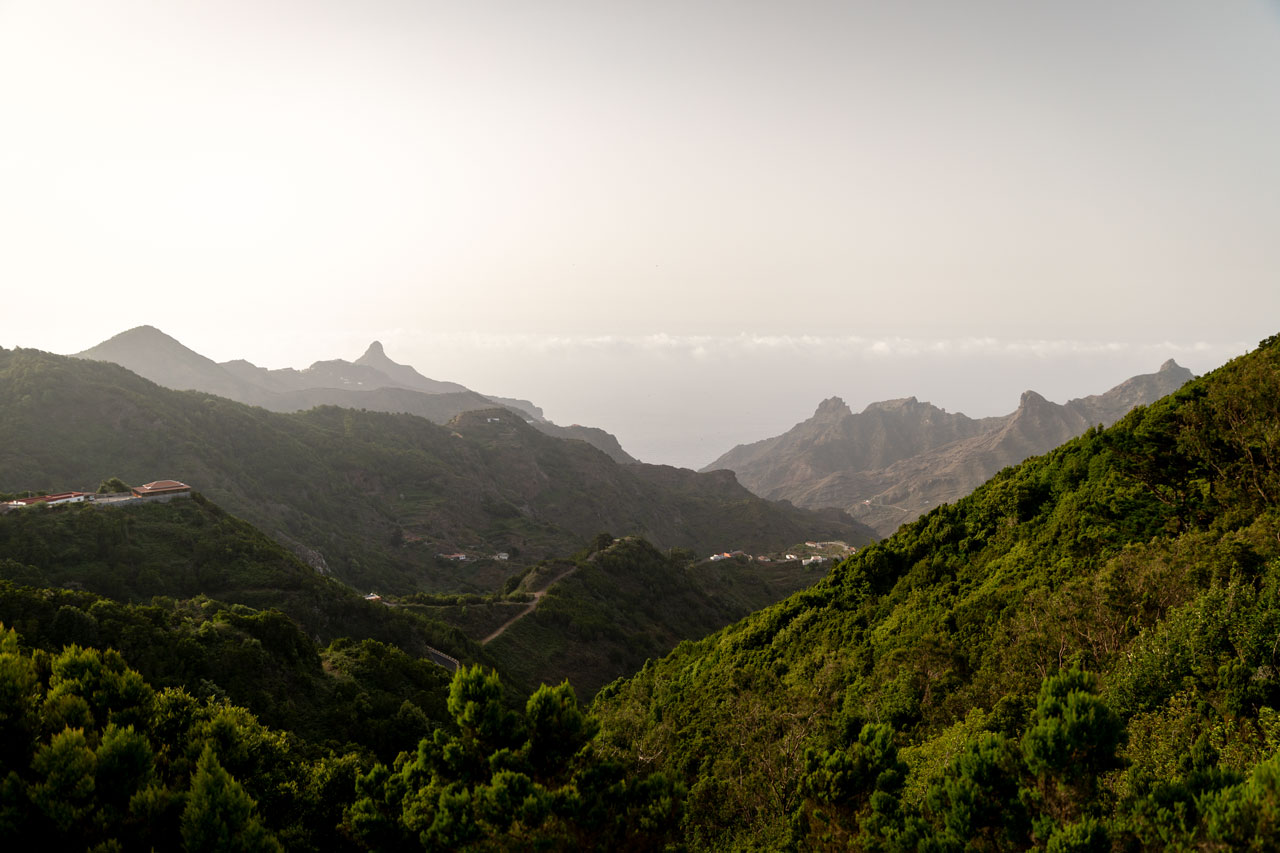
[378,332,1252,469]
[393,330,1244,364]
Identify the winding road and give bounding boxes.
[481,564,578,645]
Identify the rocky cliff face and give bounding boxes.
[704,361,1194,536]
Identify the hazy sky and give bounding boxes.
[2,1,1278,466]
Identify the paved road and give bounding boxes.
[425,646,460,672]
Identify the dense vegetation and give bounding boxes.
[0,628,679,850]
[482,537,832,698]
[6,334,1280,849]
[0,476,787,846]
[0,485,690,847]
[0,582,454,763]
[0,625,349,851]
[591,334,1280,849]
[0,347,872,595]
[0,495,481,662]
[0,496,493,761]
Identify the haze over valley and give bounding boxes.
[2,1,1279,849]
[62,326,1255,471]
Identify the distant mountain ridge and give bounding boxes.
[703,359,1194,535]
[1,346,875,594]
[76,326,635,463]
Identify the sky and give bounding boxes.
[2,1,1278,467]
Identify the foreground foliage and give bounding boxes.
[349,665,681,851]
[0,627,681,850]
[0,625,331,850]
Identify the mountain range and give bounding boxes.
[703,359,1194,535]
[76,325,636,464]
[2,327,1278,849]
[0,346,874,594]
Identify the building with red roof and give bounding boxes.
[5,491,93,508]
[130,480,192,499]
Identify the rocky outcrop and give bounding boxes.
[704,361,1194,536]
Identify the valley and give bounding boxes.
[2,3,1274,848]
[0,346,873,596]
[2,333,1277,851]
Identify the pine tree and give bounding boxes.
[180,745,281,853]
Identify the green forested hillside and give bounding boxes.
[0,495,684,849]
[0,582,454,762]
[0,496,493,759]
[590,335,1280,850]
[8,335,1280,850]
[0,495,479,661]
[0,347,873,594]
[0,627,681,851]
[478,537,832,698]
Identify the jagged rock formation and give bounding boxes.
[704,360,1194,535]
[352,341,471,395]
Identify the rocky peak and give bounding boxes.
[1018,390,1049,409]
[864,396,919,413]
[814,396,852,419]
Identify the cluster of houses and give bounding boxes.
[706,540,857,566]
[436,551,510,562]
[3,480,192,510]
[707,550,827,564]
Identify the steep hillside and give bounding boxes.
[0,495,492,761]
[534,421,638,464]
[77,324,270,403]
[0,347,872,594]
[0,493,477,661]
[471,537,836,698]
[593,336,1280,850]
[705,360,1192,535]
